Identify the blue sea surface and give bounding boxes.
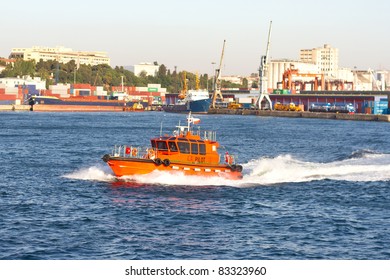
[0,111,389,259]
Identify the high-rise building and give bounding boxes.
[9,46,110,66]
[300,44,338,78]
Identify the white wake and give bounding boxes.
[63,165,116,182]
[63,151,390,186]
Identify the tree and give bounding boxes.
[1,59,35,77]
[242,78,248,88]
[0,58,244,93]
[157,64,167,77]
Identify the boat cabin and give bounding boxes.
[150,127,220,165]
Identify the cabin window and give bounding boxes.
[178,142,190,154]
[199,143,206,155]
[191,143,198,154]
[156,141,168,151]
[168,141,178,152]
[151,140,156,148]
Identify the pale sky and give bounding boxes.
[1,0,389,75]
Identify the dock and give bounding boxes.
[2,104,389,122]
[0,105,30,111]
[208,108,390,122]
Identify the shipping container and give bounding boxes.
[238,97,252,104]
[5,87,18,94]
[0,94,17,100]
[73,83,92,89]
[147,84,161,89]
[364,101,388,115]
[77,89,91,96]
[136,87,148,92]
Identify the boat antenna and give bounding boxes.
[160,121,163,137]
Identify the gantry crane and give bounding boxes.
[211,40,226,108]
[282,66,325,91]
[255,21,273,110]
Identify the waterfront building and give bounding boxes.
[131,63,159,77]
[268,59,318,90]
[300,44,339,78]
[0,76,46,90]
[9,46,110,66]
[221,76,243,85]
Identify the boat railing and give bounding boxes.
[203,130,217,141]
[111,145,238,165]
[112,145,153,159]
[182,127,216,142]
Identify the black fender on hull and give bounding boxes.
[102,154,111,162]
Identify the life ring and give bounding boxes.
[132,148,138,157]
[163,159,170,166]
[148,149,156,159]
[154,158,162,166]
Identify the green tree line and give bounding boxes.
[0,59,246,92]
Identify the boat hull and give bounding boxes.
[163,99,211,114]
[103,155,243,180]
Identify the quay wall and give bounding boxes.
[2,105,390,122]
[208,108,390,122]
[0,104,124,112]
[0,105,30,111]
[31,104,125,112]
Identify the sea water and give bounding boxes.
[0,111,389,259]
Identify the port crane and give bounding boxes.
[211,40,226,108]
[282,66,325,91]
[255,21,273,110]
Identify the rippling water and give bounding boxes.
[0,111,389,259]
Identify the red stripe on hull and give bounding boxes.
[107,158,242,180]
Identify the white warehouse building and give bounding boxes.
[268,59,319,90]
[131,63,159,77]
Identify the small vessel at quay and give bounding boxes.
[102,113,243,180]
[163,89,211,114]
[163,72,211,114]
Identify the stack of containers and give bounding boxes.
[50,84,70,98]
[0,84,18,105]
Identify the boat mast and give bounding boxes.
[256,21,273,110]
[211,40,226,108]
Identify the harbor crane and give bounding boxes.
[255,21,273,110]
[211,40,226,108]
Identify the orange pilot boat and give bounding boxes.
[102,113,243,180]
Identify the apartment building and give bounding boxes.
[300,44,339,78]
[9,46,110,66]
